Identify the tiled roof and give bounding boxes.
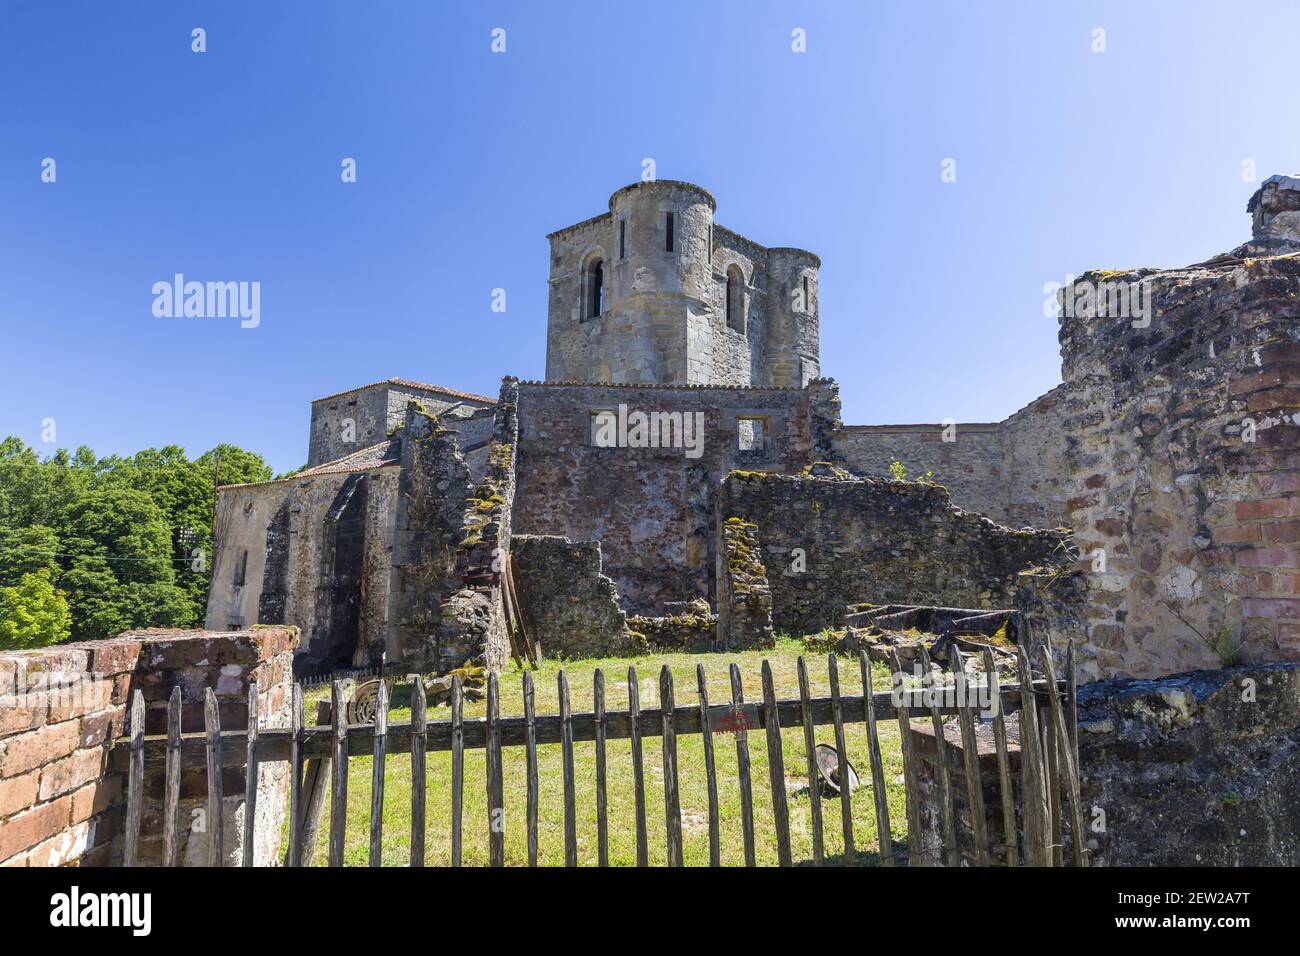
[216,440,399,491]
[312,377,495,405]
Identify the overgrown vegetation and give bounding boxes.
[887,460,934,483]
[0,436,274,648]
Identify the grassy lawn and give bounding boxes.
[298,638,907,866]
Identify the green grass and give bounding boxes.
[298,638,907,866]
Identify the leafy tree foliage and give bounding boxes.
[0,570,72,650]
[0,437,274,644]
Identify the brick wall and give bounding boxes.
[1057,257,1300,680]
[0,626,297,867]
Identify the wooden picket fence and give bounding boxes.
[118,642,1086,867]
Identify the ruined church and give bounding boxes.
[206,175,1300,688]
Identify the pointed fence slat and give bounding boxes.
[450,675,464,867]
[1016,646,1050,866]
[660,667,683,867]
[124,691,145,868]
[730,663,757,867]
[368,678,389,867]
[796,657,825,866]
[410,676,427,868]
[242,681,260,868]
[287,684,304,868]
[827,654,855,865]
[696,664,721,867]
[760,660,792,867]
[292,699,331,867]
[524,670,540,867]
[328,681,348,868]
[983,648,1019,867]
[628,666,648,867]
[890,650,923,867]
[593,669,609,867]
[558,671,577,867]
[1039,646,1089,867]
[950,651,989,867]
[486,672,505,867]
[163,686,182,868]
[1065,640,1081,792]
[858,651,893,866]
[1044,697,1062,867]
[204,687,225,867]
[918,645,956,866]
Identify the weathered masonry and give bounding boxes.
[207,174,1300,686]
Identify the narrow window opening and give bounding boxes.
[737,418,766,452]
[665,212,674,252]
[726,267,744,333]
[587,258,604,319]
[802,275,810,311]
[619,220,626,258]
[233,549,248,587]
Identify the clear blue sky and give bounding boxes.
[3,1,1297,474]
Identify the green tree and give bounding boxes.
[0,437,275,640]
[0,569,71,650]
[60,487,196,639]
[0,524,60,585]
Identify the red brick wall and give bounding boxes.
[0,627,297,867]
[1225,341,1300,659]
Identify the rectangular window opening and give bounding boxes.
[665,212,674,252]
[737,417,766,452]
[233,549,248,587]
[619,219,626,258]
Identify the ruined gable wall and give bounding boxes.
[207,469,400,669]
[1058,257,1300,681]
[511,381,814,614]
[719,471,1070,637]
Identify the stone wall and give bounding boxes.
[208,464,400,671]
[511,380,816,614]
[0,626,297,867]
[718,470,1072,638]
[831,388,1072,531]
[308,379,493,468]
[1058,255,1300,680]
[717,516,775,649]
[510,535,642,659]
[1077,661,1300,866]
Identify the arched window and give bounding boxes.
[586,257,604,319]
[726,266,744,333]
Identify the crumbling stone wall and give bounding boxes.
[717,516,775,649]
[830,390,1073,531]
[719,470,1071,638]
[308,378,493,468]
[510,535,642,658]
[388,404,482,672]
[1058,254,1300,680]
[0,627,297,867]
[1078,661,1300,866]
[209,464,400,671]
[511,380,815,613]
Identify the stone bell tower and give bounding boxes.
[543,180,821,387]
